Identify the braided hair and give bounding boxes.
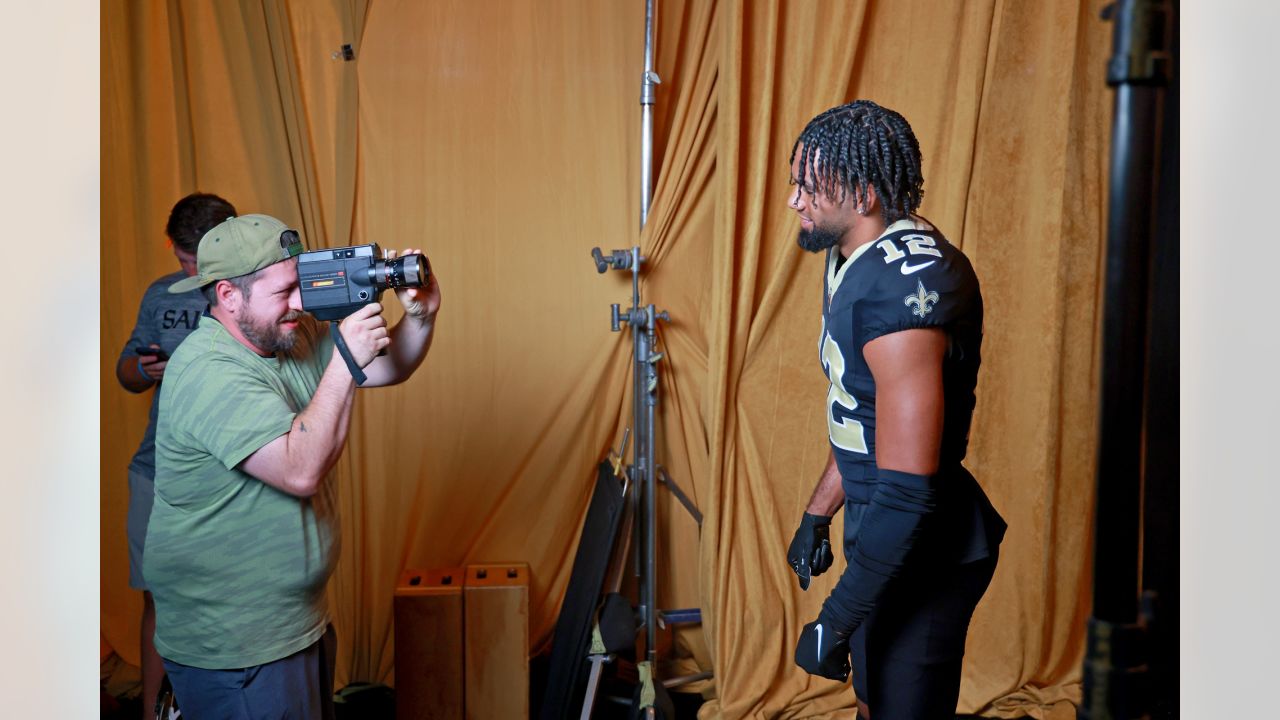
[789,100,924,225]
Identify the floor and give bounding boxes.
[102,650,1048,719]
[100,651,707,719]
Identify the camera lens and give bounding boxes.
[375,254,428,289]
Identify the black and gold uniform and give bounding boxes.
[816,215,1006,717]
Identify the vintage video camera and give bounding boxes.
[298,243,428,321]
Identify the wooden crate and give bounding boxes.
[394,567,465,720]
[463,563,530,720]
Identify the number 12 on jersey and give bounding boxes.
[821,331,868,454]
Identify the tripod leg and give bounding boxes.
[657,466,702,527]
[578,655,609,720]
[603,484,635,595]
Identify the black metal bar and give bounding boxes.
[1082,2,1172,718]
[644,306,658,665]
[1092,79,1159,625]
[658,466,703,527]
[1140,7,1179,713]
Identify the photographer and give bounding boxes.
[143,214,440,717]
[114,191,236,718]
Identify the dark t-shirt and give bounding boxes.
[117,270,208,477]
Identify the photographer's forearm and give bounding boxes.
[390,313,435,371]
[363,313,435,387]
[240,353,356,497]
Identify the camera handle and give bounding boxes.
[329,323,368,386]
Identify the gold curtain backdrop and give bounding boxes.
[101,1,1108,717]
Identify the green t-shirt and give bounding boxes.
[145,313,340,669]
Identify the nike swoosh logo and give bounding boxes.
[901,260,936,275]
[816,623,823,660]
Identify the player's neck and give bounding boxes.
[838,214,887,258]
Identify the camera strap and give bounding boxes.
[329,323,368,386]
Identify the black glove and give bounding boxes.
[795,608,851,681]
[787,512,834,590]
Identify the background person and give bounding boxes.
[113,191,236,718]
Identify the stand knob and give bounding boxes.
[591,247,636,273]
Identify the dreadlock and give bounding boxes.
[788,100,924,225]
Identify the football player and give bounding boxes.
[784,100,1007,719]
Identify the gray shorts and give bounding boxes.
[126,468,154,590]
[162,624,337,720]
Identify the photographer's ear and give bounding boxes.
[214,279,244,313]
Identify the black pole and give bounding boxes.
[1140,8,1179,713]
[1082,1,1172,718]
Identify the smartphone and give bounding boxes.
[134,346,170,361]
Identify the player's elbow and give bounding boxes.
[875,469,938,514]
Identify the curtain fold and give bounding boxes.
[103,1,1108,715]
[630,0,721,686]
[332,0,369,246]
[700,3,873,716]
[102,0,190,667]
[341,0,645,686]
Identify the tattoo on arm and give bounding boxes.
[300,422,307,432]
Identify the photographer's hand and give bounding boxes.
[386,248,441,321]
[337,302,390,367]
[357,249,439,388]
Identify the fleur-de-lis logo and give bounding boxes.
[904,279,939,318]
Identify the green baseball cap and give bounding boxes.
[168,213,305,294]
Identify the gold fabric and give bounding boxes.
[102,1,1107,716]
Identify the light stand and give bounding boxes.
[577,3,712,716]
[590,244,709,717]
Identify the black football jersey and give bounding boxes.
[819,217,983,491]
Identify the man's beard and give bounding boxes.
[796,224,845,253]
[239,310,303,353]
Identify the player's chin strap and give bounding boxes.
[329,322,367,386]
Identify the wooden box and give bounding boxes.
[463,563,530,720]
[394,567,465,720]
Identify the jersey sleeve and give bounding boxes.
[857,251,979,348]
[166,355,297,471]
